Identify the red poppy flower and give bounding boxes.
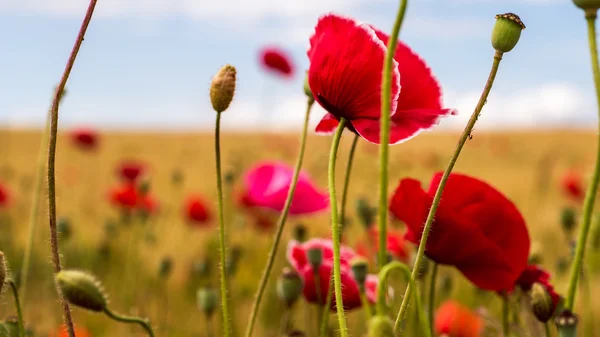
[260,47,295,77]
[0,183,9,208]
[515,265,550,291]
[434,300,483,337]
[109,184,138,210]
[117,160,145,183]
[356,227,411,263]
[70,128,99,151]
[50,325,93,337]
[138,193,159,215]
[561,170,585,202]
[185,195,212,226]
[389,173,530,291]
[287,238,378,311]
[309,14,456,145]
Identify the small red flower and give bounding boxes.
[260,47,295,77]
[309,14,456,145]
[0,183,9,208]
[515,264,550,291]
[561,170,585,202]
[117,160,145,183]
[109,184,138,210]
[70,128,99,151]
[356,227,410,263]
[390,173,530,291]
[51,325,93,337]
[435,300,483,337]
[287,238,378,311]
[185,195,212,226]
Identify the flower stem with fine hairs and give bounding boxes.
[8,280,25,337]
[328,118,349,337]
[46,2,97,336]
[502,295,510,337]
[244,98,315,337]
[377,0,408,271]
[394,51,505,330]
[428,262,438,335]
[214,111,233,337]
[565,9,600,311]
[104,307,155,337]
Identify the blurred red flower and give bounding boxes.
[260,47,295,77]
[389,173,530,291]
[185,195,212,226]
[309,14,455,145]
[51,325,93,337]
[109,183,158,214]
[117,160,145,182]
[356,227,411,263]
[0,183,9,208]
[287,238,378,311]
[70,128,99,151]
[561,170,585,202]
[515,264,550,291]
[435,300,483,337]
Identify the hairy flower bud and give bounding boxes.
[0,252,6,294]
[491,13,525,53]
[58,217,72,241]
[197,287,218,317]
[210,64,237,113]
[306,246,323,271]
[276,267,304,307]
[531,283,554,322]
[303,71,313,100]
[368,316,395,337]
[55,270,108,312]
[351,257,368,291]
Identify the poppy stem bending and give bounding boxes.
[103,307,155,337]
[214,111,233,337]
[244,98,315,337]
[377,0,408,271]
[394,51,505,331]
[328,118,350,337]
[428,262,438,335]
[565,9,600,312]
[8,280,25,337]
[376,262,431,337]
[46,2,97,337]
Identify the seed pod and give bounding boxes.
[368,316,395,337]
[197,287,218,317]
[350,257,368,291]
[57,217,72,241]
[55,270,108,312]
[555,310,578,337]
[276,267,304,307]
[293,224,307,243]
[306,246,323,271]
[573,0,600,11]
[561,207,577,234]
[210,65,237,113]
[491,13,525,53]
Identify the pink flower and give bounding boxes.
[260,47,295,77]
[287,238,378,311]
[240,161,328,215]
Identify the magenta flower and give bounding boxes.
[239,161,328,215]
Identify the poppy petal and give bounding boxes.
[315,113,340,135]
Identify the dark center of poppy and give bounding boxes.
[317,94,348,120]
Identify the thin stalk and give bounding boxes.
[359,291,373,321]
[319,282,333,337]
[502,295,510,337]
[565,9,600,311]
[244,98,314,337]
[377,0,408,270]
[395,51,504,328]
[46,2,98,337]
[546,323,552,337]
[206,315,213,337]
[340,133,359,236]
[104,307,155,337]
[280,306,291,334]
[8,281,25,337]
[214,111,232,337]
[328,119,349,337]
[428,263,438,335]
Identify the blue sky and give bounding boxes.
[0,0,596,130]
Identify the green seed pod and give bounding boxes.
[276,267,304,307]
[192,259,211,279]
[491,13,525,53]
[55,270,108,312]
[306,246,323,271]
[531,283,554,322]
[561,208,577,234]
[197,287,218,317]
[210,64,237,113]
[356,198,376,229]
[350,257,368,291]
[555,310,578,337]
[57,217,72,241]
[0,252,6,294]
[573,0,600,11]
[293,224,307,243]
[368,316,395,337]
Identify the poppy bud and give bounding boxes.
[368,316,395,337]
[376,251,394,268]
[197,287,218,317]
[276,267,304,307]
[293,224,307,243]
[158,256,173,279]
[224,171,236,185]
[560,208,577,234]
[491,13,525,53]
[58,217,72,241]
[350,257,369,291]
[137,177,151,196]
[210,64,237,113]
[356,198,376,229]
[0,252,6,294]
[192,258,211,279]
[573,0,600,11]
[555,310,578,337]
[531,283,555,322]
[306,246,323,271]
[55,270,108,312]
[303,71,313,100]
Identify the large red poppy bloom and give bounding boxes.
[308,14,456,145]
[435,300,483,337]
[389,173,530,291]
[185,195,212,226]
[561,170,585,202]
[259,47,295,78]
[356,227,411,263]
[287,238,378,311]
[70,128,99,151]
[117,160,145,183]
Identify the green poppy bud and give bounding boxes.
[276,267,304,307]
[561,208,577,234]
[531,283,554,322]
[197,287,218,317]
[350,257,369,291]
[0,252,6,294]
[58,217,72,241]
[555,310,578,337]
[356,198,376,229]
[171,169,184,186]
[55,270,108,312]
[210,65,237,113]
[573,0,600,11]
[368,316,395,337]
[306,246,323,271]
[192,259,211,279]
[491,13,525,53]
[293,224,307,243]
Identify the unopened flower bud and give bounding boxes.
[561,208,577,234]
[197,287,218,317]
[303,71,313,100]
[293,224,307,243]
[306,246,323,271]
[55,270,108,312]
[58,217,72,241]
[555,310,578,336]
[573,0,600,11]
[0,252,6,294]
[277,267,304,307]
[210,65,237,113]
[531,283,554,322]
[491,13,525,53]
[356,198,376,229]
[351,257,368,291]
[159,256,173,279]
[368,316,395,337]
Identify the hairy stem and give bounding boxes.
[340,133,359,236]
[428,263,438,335]
[9,280,25,337]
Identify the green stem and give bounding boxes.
[359,290,373,321]
[206,315,213,337]
[214,112,232,337]
[8,281,25,337]
[428,263,438,335]
[395,51,504,328]
[319,279,334,337]
[581,267,593,337]
[328,118,349,337]
[244,98,314,337]
[340,133,359,236]
[104,307,155,337]
[378,0,408,271]
[502,295,510,337]
[565,9,600,311]
[47,2,97,337]
[377,261,430,337]
[546,323,552,337]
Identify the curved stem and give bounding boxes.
[319,279,334,337]
[46,2,97,336]
[340,133,359,237]
[244,98,314,337]
[104,307,155,337]
[378,0,408,270]
[566,10,600,311]
[359,291,373,321]
[395,51,504,328]
[214,112,232,337]
[428,263,438,335]
[328,119,349,337]
[377,261,430,337]
[8,281,25,337]
[502,295,510,337]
